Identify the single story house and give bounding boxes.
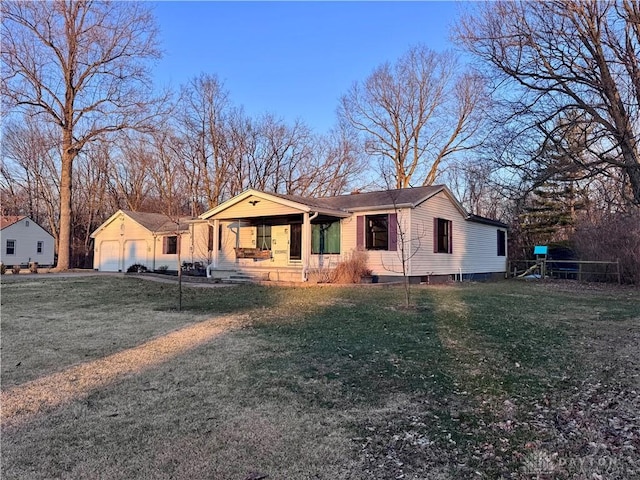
[0,215,55,267]
[197,185,508,282]
[92,185,508,282]
[91,211,195,272]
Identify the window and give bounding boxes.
[366,215,388,250]
[312,221,340,254]
[256,225,272,250]
[356,214,397,251]
[37,241,43,254]
[25,221,29,227]
[163,236,178,255]
[207,226,214,251]
[497,230,506,257]
[434,218,452,254]
[6,240,15,255]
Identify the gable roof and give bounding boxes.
[195,185,506,228]
[123,211,194,233]
[200,185,456,220]
[199,189,351,220]
[1,216,26,230]
[91,210,195,238]
[318,185,448,211]
[0,215,55,235]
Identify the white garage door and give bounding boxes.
[124,240,148,270]
[99,240,120,272]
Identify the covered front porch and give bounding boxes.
[199,190,349,282]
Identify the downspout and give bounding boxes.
[152,233,157,271]
[302,211,319,282]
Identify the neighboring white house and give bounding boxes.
[0,216,55,267]
[90,211,196,272]
[94,185,508,282]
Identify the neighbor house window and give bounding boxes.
[163,236,178,255]
[434,218,452,254]
[6,240,15,255]
[497,230,506,257]
[256,225,272,250]
[312,221,341,254]
[356,214,397,251]
[37,241,43,254]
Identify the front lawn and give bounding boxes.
[1,276,638,479]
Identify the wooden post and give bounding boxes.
[578,262,582,282]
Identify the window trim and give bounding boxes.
[163,235,179,255]
[366,214,389,250]
[497,230,506,257]
[6,239,16,255]
[434,218,453,254]
[357,214,397,251]
[312,221,341,254]
[256,225,272,251]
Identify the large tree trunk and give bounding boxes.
[57,136,75,271]
[626,161,640,205]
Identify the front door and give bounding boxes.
[270,224,302,265]
[289,224,302,261]
[270,226,289,266]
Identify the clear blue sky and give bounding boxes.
[152,1,465,134]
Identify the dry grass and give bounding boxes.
[1,276,639,479]
[1,314,246,426]
[330,249,371,283]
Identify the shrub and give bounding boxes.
[12,265,20,275]
[573,209,640,284]
[330,249,371,284]
[126,263,148,273]
[0,264,6,275]
[156,265,169,272]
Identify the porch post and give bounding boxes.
[302,212,310,282]
[213,219,219,268]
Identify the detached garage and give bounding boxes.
[91,211,194,272]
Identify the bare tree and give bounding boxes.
[1,116,61,245]
[300,126,367,197]
[2,0,161,269]
[109,132,155,212]
[457,0,640,205]
[176,74,231,209]
[147,130,191,218]
[72,140,111,268]
[338,45,486,189]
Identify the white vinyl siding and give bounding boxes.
[410,191,507,276]
[341,210,407,276]
[215,195,302,220]
[93,213,191,271]
[0,218,55,266]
